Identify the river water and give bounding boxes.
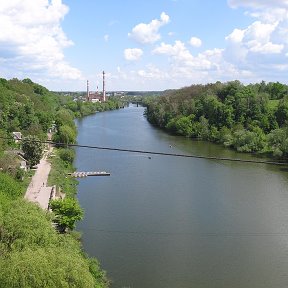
[75,105,288,288]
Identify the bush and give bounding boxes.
[50,198,83,232]
[59,148,75,164]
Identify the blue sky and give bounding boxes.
[0,0,287,91]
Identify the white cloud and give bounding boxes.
[189,37,202,47]
[104,34,109,42]
[0,0,82,80]
[153,41,212,70]
[249,42,284,54]
[244,21,277,43]
[224,20,286,76]
[138,64,168,79]
[228,0,288,23]
[222,1,288,83]
[228,0,288,9]
[108,1,288,90]
[226,28,245,43]
[128,12,170,44]
[116,0,288,90]
[124,48,143,61]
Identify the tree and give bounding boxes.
[59,148,75,164]
[49,198,83,232]
[267,128,288,157]
[55,109,75,128]
[166,116,193,137]
[53,125,77,145]
[1,199,58,251]
[275,97,288,127]
[22,135,43,168]
[268,81,288,99]
[0,200,109,288]
[0,247,99,288]
[232,127,266,152]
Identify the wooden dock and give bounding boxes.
[68,171,110,178]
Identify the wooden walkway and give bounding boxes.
[68,171,110,178]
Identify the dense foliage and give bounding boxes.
[0,77,122,178]
[0,161,109,288]
[47,148,78,198]
[0,77,121,151]
[0,78,59,140]
[22,135,43,167]
[0,78,112,287]
[0,197,108,287]
[50,197,84,232]
[145,81,288,159]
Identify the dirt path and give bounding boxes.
[24,134,54,210]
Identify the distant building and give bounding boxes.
[87,90,105,102]
[86,71,106,102]
[113,91,125,97]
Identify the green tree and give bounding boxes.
[166,116,193,137]
[0,199,109,288]
[55,109,75,129]
[50,198,83,232]
[219,126,233,147]
[53,125,77,145]
[267,81,288,99]
[1,199,58,251]
[197,116,210,140]
[232,127,266,152]
[59,148,75,164]
[0,247,104,288]
[275,97,288,127]
[22,135,43,168]
[267,128,288,157]
[0,173,24,206]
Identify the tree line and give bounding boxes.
[144,80,288,159]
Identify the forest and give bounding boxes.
[0,78,117,287]
[144,80,288,159]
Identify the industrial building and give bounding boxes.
[86,71,106,102]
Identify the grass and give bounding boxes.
[21,169,35,190]
[47,148,78,198]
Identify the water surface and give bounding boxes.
[75,105,288,288]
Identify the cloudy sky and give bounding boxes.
[0,0,288,91]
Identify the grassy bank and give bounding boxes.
[47,148,78,198]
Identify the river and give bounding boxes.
[75,105,288,288]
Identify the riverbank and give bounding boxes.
[144,81,288,161]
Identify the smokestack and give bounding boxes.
[102,71,106,102]
[87,80,89,101]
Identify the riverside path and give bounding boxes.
[24,135,54,210]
